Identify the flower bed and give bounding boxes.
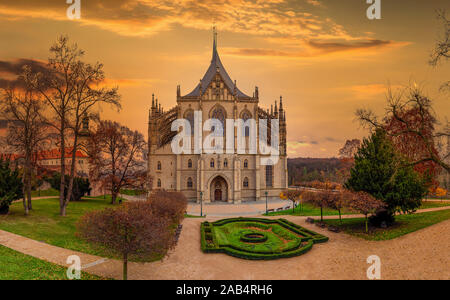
[200,217,328,260]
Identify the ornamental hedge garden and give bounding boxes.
[200,217,328,260]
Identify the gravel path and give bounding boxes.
[0,213,449,280]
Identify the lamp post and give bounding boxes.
[265,191,268,215]
[200,191,203,217]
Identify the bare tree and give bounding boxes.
[0,69,49,215]
[64,52,121,206]
[430,9,449,92]
[22,36,120,216]
[88,120,146,204]
[356,86,449,174]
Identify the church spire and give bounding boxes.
[212,25,218,61]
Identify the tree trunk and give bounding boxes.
[22,196,29,216]
[65,131,79,205]
[320,206,323,222]
[338,209,342,224]
[292,200,295,213]
[59,125,66,216]
[123,253,128,280]
[111,191,117,205]
[365,215,368,233]
[24,152,32,214]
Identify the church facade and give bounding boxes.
[148,32,288,203]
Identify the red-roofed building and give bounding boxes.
[35,147,89,177]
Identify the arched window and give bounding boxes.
[265,165,273,187]
[223,159,228,168]
[241,111,252,137]
[210,106,226,136]
[157,161,161,170]
[210,159,215,168]
[188,159,192,168]
[157,179,162,188]
[187,177,193,189]
[244,159,248,169]
[243,177,249,188]
[184,110,194,136]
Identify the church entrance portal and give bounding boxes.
[210,176,228,202]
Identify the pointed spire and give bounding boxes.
[274,101,278,117]
[271,104,273,115]
[152,93,155,108]
[212,25,218,62]
[279,95,283,110]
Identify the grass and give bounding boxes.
[31,188,59,198]
[0,197,116,257]
[0,245,107,280]
[0,195,150,262]
[185,214,206,218]
[213,221,301,252]
[420,201,450,209]
[119,189,146,196]
[323,209,450,241]
[264,202,352,217]
[264,200,450,217]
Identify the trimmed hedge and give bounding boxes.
[200,217,328,260]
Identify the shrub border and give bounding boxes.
[200,217,328,260]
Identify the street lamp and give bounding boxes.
[265,191,268,215]
[200,191,203,217]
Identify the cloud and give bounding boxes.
[306,0,324,8]
[223,39,409,58]
[0,58,49,88]
[0,58,141,89]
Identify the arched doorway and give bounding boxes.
[210,176,228,202]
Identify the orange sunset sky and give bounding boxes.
[0,0,449,158]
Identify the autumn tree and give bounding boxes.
[346,129,428,217]
[0,70,49,214]
[347,191,385,233]
[77,200,175,280]
[327,188,349,224]
[280,189,302,213]
[88,120,146,204]
[336,139,360,183]
[148,190,188,224]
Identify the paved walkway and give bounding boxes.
[1,206,449,280]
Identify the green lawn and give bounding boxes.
[119,189,146,196]
[264,200,450,217]
[0,245,107,280]
[264,202,352,217]
[420,201,450,209]
[185,214,206,218]
[0,196,133,260]
[323,209,450,241]
[31,188,59,198]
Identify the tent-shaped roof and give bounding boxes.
[183,31,251,99]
